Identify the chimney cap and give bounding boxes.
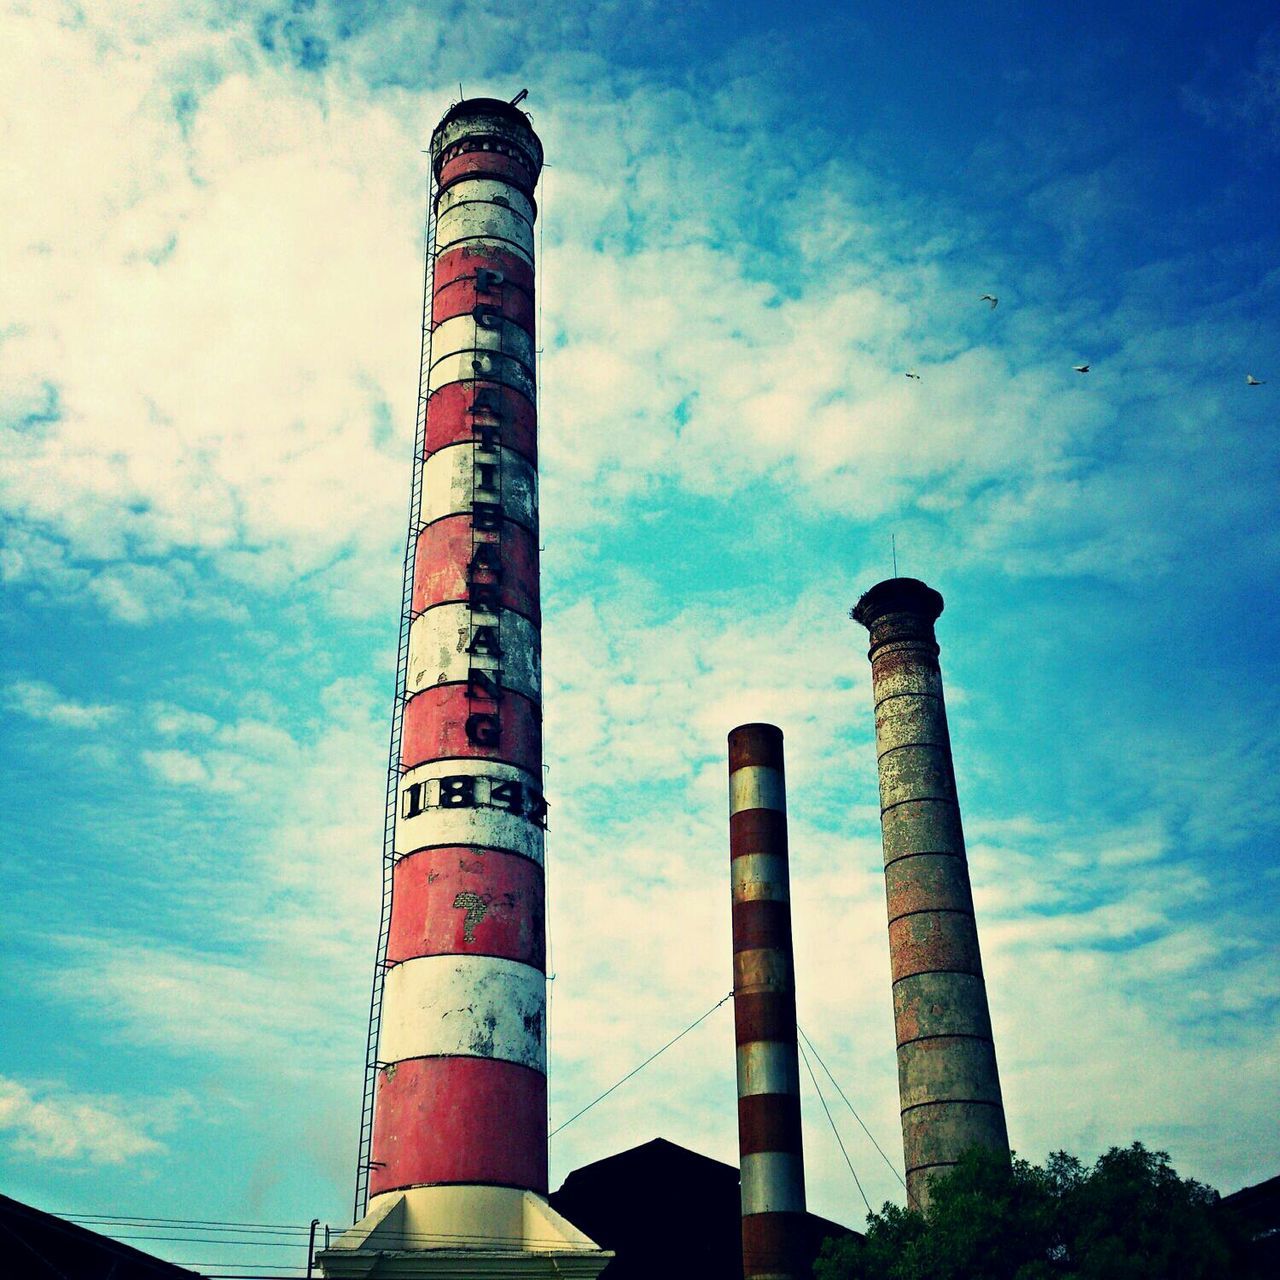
[429,96,544,180]
[435,95,535,132]
[728,722,784,772]
[850,577,944,629]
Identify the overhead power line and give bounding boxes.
[52,1213,315,1232]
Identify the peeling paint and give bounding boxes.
[453,890,491,942]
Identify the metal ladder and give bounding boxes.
[352,167,439,1226]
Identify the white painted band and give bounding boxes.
[731,853,790,903]
[740,1151,806,1215]
[395,758,545,864]
[736,1040,800,1099]
[431,314,535,373]
[733,947,793,995]
[427,349,536,401]
[729,765,786,815]
[406,604,540,701]
[378,954,546,1072]
[420,442,537,530]
[436,178,535,227]
[436,203,533,261]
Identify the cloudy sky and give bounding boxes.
[2,0,1278,1271]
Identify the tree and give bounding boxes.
[814,1143,1258,1280]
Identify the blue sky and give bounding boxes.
[2,0,1278,1271]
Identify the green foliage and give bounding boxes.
[813,1143,1257,1280]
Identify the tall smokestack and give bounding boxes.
[850,579,1008,1212]
[729,724,806,1280]
[322,97,608,1276]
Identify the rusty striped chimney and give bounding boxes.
[728,723,806,1280]
[850,578,1009,1212]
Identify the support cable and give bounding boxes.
[548,991,732,1140]
[797,1038,872,1216]
[797,1023,910,1199]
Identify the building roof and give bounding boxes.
[1220,1175,1280,1273]
[548,1137,856,1280]
[0,1194,199,1279]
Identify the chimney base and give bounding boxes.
[318,1187,612,1278]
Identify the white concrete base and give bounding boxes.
[317,1186,612,1279]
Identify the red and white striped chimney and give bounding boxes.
[322,98,608,1275]
[729,723,807,1280]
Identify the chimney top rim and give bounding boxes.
[850,577,945,629]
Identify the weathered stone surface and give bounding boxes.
[881,798,966,861]
[853,579,1010,1214]
[902,1100,1010,1177]
[878,744,957,809]
[893,971,994,1042]
[875,693,950,754]
[888,910,983,982]
[870,650,943,701]
[885,853,974,920]
[897,1036,1004,1110]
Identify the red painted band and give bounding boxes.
[388,845,545,967]
[732,899,792,954]
[435,244,534,297]
[412,517,540,621]
[401,684,542,774]
[438,150,536,195]
[369,1056,547,1196]
[734,990,797,1046]
[738,1093,803,1156]
[728,723,784,772]
[425,380,537,463]
[742,1212,807,1278]
[433,276,534,334]
[730,809,789,860]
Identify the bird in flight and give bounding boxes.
[905,370,921,380]
[980,294,998,308]
[1073,364,1090,373]
[1246,374,1265,385]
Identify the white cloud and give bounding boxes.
[1,7,419,612]
[150,701,219,737]
[4,679,117,728]
[0,1075,164,1165]
[52,677,384,1076]
[5,0,1259,643]
[142,747,212,785]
